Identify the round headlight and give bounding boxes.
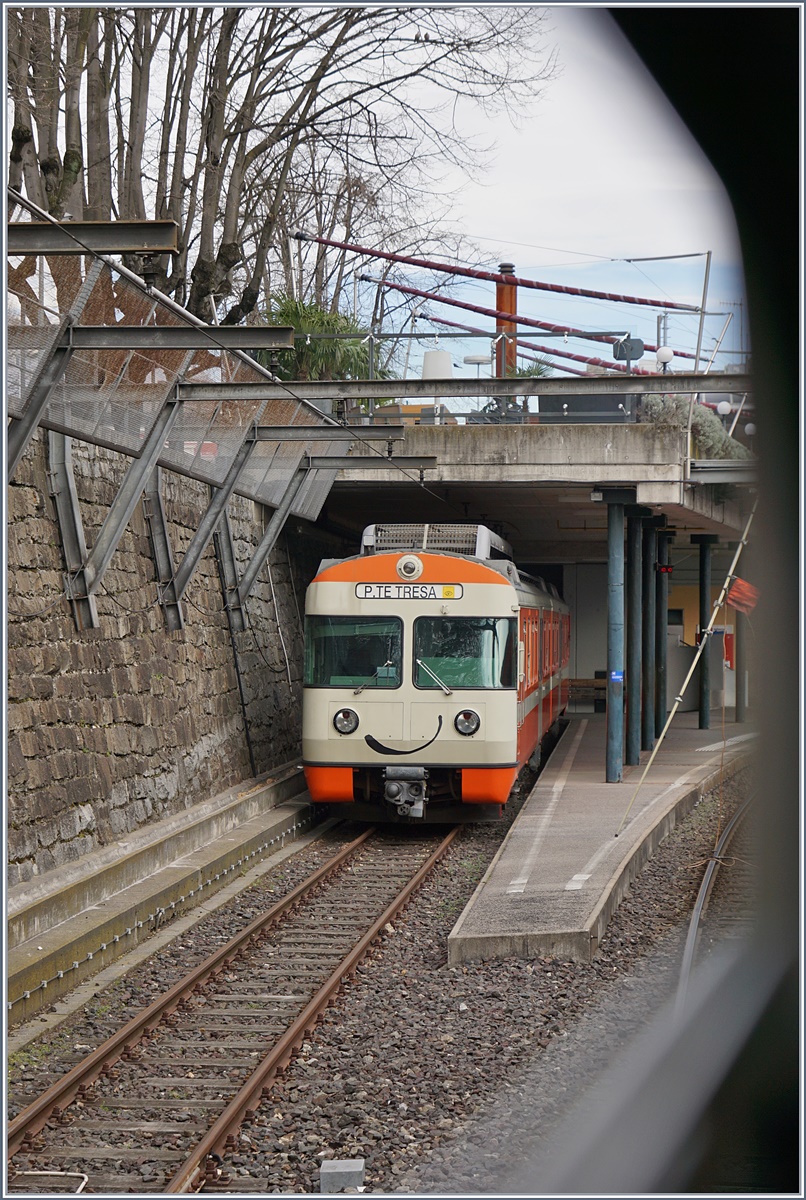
[333,708,359,735]
[454,709,481,736]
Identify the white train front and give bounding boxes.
[302,525,569,822]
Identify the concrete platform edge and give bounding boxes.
[8,801,315,1026]
[584,754,751,958]
[6,820,347,1054]
[7,764,316,1025]
[8,760,307,947]
[448,752,751,967]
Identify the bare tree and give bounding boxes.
[7,6,558,322]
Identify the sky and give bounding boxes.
[377,6,749,388]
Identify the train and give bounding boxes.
[301,523,570,822]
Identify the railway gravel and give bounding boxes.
[8,761,755,1195]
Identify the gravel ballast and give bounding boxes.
[7,758,754,1194]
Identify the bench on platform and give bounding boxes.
[568,677,608,703]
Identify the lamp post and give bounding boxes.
[464,354,493,417]
[463,353,493,379]
[717,399,732,429]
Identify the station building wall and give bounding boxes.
[560,567,740,714]
[667,583,734,648]
[561,562,608,684]
[6,432,339,887]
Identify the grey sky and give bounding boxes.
[453,7,741,271]
[411,6,748,378]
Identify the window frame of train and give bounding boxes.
[412,615,517,690]
[303,615,403,689]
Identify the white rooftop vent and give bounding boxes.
[421,349,453,379]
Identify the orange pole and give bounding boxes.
[495,262,518,377]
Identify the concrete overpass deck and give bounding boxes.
[448,711,755,965]
[321,423,752,564]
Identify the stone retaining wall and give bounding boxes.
[6,431,346,886]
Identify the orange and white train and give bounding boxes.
[302,524,570,822]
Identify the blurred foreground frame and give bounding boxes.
[493,9,800,1195]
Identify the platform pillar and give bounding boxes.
[625,508,649,766]
[692,534,719,729]
[605,499,625,782]
[655,530,672,736]
[641,523,657,750]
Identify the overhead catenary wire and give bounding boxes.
[359,273,690,367]
[425,314,643,374]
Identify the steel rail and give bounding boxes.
[165,825,461,1193]
[7,829,375,1158]
[674,793,755,1025]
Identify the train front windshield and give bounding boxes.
[414,616,517,689]
[304,616,403,688]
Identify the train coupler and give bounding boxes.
[383,766,428,819]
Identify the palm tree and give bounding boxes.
[255,294,395,384]
[514,358,553,378]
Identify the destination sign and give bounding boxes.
[355,583,463,601]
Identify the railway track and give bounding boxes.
[8,825,459,1195]
[674,794,757,1022]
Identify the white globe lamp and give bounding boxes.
[656,345,673,374]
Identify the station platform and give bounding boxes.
[448,711,756,965]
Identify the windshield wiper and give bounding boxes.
[416,658,453,695]
[353,660,394,695]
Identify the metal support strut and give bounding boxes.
[142,467,184,631]
[692,534,719,729]
[641,522,657,751]
[234,463,311,625]
[7,259,105,480]
[655,531,672,736]
[625,506,650,766]
[606,500,625,783]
